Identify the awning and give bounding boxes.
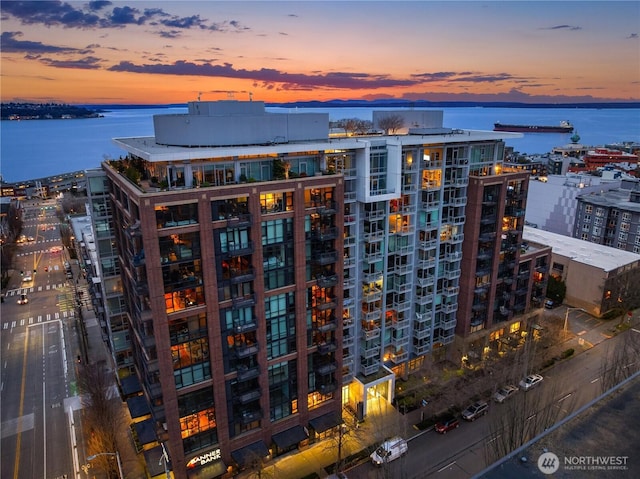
[120,375,143,397]
[143,445,169,478]
[134,418,157,445]
[127,395,151,419]
[271,425,308,450]
[231,441,269,467]
[309,411,342,433]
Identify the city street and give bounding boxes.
[1,200,82,479]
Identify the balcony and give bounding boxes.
[234,319,258,334]
[389,349,409,364]
[364,250,384,263]
[362,310,382,322]
[317,201,338,215]
[317,341,338,355]
[417,276,435,288]
[413,328,431,340]
[315,318,337,333]
[415,311,432,323]
[237,365,260,382]
[362,271,383,283]
[365,209,387,221]
[363,230,386,241]
[225,241,254,258]
[226,213,253,228]
[309,227,338,241]
[361,344,381,359]
[360,361,381,377]
[315,298,337,311]
[230,267,256,284]
[361,323,381,340]
[237,409,262,424]
[236,388,261,405]
[442,303,458,314]
[319,382,338,395]
[317,274,338,288]
[443,286,460,297]
[415,292,434,305]
[362,289,383,303]
[413,342,431,356]
[234,342,259,359]
[315,361,338,375]
[313,251,338,265]
[418,239,438,250]
[232,294,256,308]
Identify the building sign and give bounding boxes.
[186,448,222,469]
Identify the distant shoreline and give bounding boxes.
[80,100,640,111]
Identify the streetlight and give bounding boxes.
[564,307,587,337]
[87,451,124,479]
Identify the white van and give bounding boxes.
[370,436,408,466]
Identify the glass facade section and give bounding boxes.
[155,203,199,228]
[268,361,298,422]
[178,389,218,454]
[265,293,296,359]
[262,219,294,290]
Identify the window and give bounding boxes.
[179,389,217,454]
[585,205,593,214]
[173,336,211,389]
[582,223,590,232]
[621,221,630,232]
[619,232,628,241]
[622,212,632,222]
[581,233,589,240]
[265,293,296,359]
[592,226,601,236]
[155,203,199,228]
[269,361,298,422]
[583,214,591,223]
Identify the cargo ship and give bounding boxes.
[493,120,574,133]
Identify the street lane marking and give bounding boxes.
[438,461,457,472]
[558,393,572,402]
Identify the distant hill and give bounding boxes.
[1,102,104,120]
[81,99,640,111]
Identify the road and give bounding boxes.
[1,200,81,479]
[345,325,631,479]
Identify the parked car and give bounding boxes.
[325,474,348,479]
[462,401,489,421]
[22,275,33,283]
[434,415,460,434]
[17,294,29,305]
[544,299,559,309]
[519,374,544,391]
[493,385,519,403]
[370,436,408,466]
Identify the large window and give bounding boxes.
[269,361,298,422]
[179,389,217,454]
[155,203,199,228]
[159,232,200,264]
[262,219,294,290]
[265,293,296,359]
[172,335,211,389]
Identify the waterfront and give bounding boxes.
[1,105,638,183]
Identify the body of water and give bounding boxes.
[1,106,638,183]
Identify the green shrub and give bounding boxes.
[561,348,575,359]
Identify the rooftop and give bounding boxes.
[576,187,640,213]
[522,226,640,272]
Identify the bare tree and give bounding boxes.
[78,363,123,479]
[377,115,405,135]
[484,376,576,465]
[599,332,640,393]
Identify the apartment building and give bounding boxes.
[456,170,551,363]
[99,100,526,478]
[573,181,640,253]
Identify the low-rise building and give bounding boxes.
[523,226,640,317]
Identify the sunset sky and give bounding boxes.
[1,1,639,105]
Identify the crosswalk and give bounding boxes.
[2,309,76,330]
[4,283,67,296]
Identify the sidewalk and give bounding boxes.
[72,303,147,479]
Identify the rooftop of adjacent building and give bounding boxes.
[522,225,640,272]
[576,184,640,211]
